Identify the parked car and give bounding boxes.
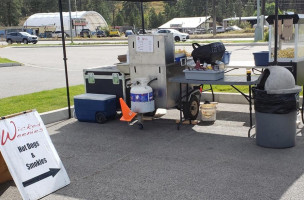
[80,29,92,38]
[157,29,189,42]
[125,30,134,37]
[226,25,242,32]
[6,32,38,44]
[52,31,67,38]
[137,29,147,34]
[96,30,106,37]
[194,28,207,34]
[209,26,226,33]
[109,29,120,37]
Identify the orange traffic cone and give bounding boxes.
[119,98,137,122]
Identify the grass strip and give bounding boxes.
[0,57,16,63]
[0,85,84,117]
[0,84,301,117]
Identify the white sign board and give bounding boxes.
[0,111,70,200]
[136,35,154,52]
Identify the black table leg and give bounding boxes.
[248,85,253,137]
[178,83,182,130]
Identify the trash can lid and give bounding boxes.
[263,66,302,94]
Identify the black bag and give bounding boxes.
[191,42,226,64]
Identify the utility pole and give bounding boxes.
[254,0,263,41]
[68,0,73,43]
[205,1,208,31]
[212,0,216,36]
[261,0,266,15]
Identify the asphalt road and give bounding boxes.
[0,44,267,99]
[1,103,304,200]
[0,37,254,46]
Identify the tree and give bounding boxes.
[0,0,22,26]
[265,2,283,16]
[122,2,141,27]
[115,12,124,26]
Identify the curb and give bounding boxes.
[40,106,74,125]
[0,63,22,67]
[40,92,303,125]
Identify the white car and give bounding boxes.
[157,29,189,42]
[51,31,67,38]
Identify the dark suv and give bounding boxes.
[6,32,38,44]
[80,29,92,38]
[96,30,106,37]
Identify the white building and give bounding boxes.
[24,11,108,36]
[159,16,212,33]
[223,16,269,28]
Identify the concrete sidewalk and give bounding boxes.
[1,103,304,200]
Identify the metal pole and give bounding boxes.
[140,1,146,34]
[212,0,216,36]
[68,0,73,43]
[274,0,278,65]
[58,0,72,118]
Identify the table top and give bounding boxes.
[169,74,260,85]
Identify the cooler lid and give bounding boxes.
[74,93,116,101]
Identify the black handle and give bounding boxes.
[192,43,200,49]
[148,78,158,86]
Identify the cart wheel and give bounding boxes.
[138,123,144,130]
[95,112,107,124]
[183,95,199,120]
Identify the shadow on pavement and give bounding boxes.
[1,108,304,200]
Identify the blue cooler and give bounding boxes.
[74,94,116,123]
[175,53,187,66]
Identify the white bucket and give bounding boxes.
[200,103,217,121]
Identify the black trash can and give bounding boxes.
[253,66,302,148]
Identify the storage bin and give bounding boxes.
[253,51,269,66]
[183,69,224,80]
[74,93,117,123]
[83,66,130,108]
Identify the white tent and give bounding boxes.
[24,11,108,34]
[159,16,212,32]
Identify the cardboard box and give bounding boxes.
[0,153,12,184]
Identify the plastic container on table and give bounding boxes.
[221,51,231,64]
[183,69,224,80]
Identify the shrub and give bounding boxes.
[264,29,269,41]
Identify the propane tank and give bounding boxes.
[130,78,155,113]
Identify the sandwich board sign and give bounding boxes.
[0,110,70,200]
